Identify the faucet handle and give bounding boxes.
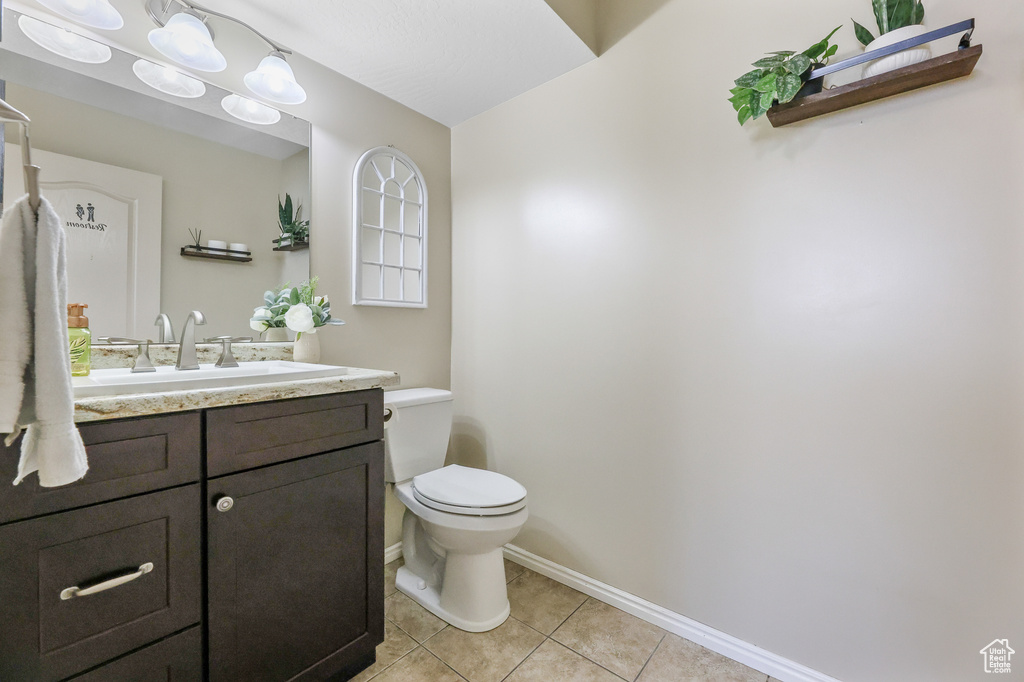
[98,336,142,344]
[132,340,156,373]
[210,336,250,368]
[98,337,155,372]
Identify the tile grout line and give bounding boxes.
[423,645,471,681]
[544,596,635,682]
[631,631,668,681]
[358,643,420,682]
[387,565,659,682]
[495,627,549,682]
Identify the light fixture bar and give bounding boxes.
[145,0,291,55]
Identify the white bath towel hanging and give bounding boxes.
[0,194,88,487]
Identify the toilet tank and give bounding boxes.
[383,388,454,483]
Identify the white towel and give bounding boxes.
[0,195,88,487]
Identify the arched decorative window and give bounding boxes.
[353,146,427,307]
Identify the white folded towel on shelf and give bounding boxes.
[0,195,88,487]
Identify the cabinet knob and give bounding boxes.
[215,495,234,512]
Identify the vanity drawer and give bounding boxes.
[0,484,202,682]
[206,389,384,477]
[67,626,202,681]
[0,412,201,524]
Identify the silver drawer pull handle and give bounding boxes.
[60,562,154,601]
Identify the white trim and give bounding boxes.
[502,544,843,682]
[384,542,403,565]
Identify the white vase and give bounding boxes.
[293,330,320,363]
[863,25,932,79]
[263,327,289,342]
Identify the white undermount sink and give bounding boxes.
[73,361,348,399]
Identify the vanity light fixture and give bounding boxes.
[221,93,281,125]
[35,0,123,30]
[132,59,206,98]
[18,14,111,63]
[147,10,225,72]
[244,51,307,105]
[145,0,306,107]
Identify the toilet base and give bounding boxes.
[395,556,510,632]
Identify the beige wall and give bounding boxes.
[285,56,452,547]
[451,1,1024,681]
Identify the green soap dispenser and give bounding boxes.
[68,303,91,376]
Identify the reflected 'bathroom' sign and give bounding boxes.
[46,184,132,335]
[3,143,162,338]
[68,201,107,231]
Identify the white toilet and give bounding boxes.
[384,388,528,632]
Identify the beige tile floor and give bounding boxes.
[353,558,775,682]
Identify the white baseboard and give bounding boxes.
[503,544,842,682]
[384,542,403,565]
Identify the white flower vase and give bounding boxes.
[293,330,320,363]
[263,327,289,342]
[863,25,932,79]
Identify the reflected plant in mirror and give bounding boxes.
[275,192,309,248]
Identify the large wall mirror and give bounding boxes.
[0,4,310,341]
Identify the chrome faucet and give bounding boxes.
[175,310,207,370]
[154,313,175,343]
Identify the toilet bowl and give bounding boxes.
[384,388,528,632]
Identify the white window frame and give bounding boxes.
[352,146,428,308]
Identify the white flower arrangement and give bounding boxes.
[250,276,344,338]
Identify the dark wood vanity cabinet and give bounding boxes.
[206,390,385,682]
[0,388,385,682]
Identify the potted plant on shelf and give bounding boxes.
[274,193,310,249]
[250,277,344,361]
[729,26,841,126]
[853,0,930,78]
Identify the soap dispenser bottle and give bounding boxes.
[68,303,91,376]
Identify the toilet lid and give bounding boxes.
[412,465,527,515]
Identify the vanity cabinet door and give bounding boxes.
[207,442,384,682]
[0,484,202,681]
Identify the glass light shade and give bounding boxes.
[18,15,111,63]
[132,59,206,98]
[148,12,226,72]
[243,53,307,105]
[221,94,281,125]
[36,0,123,30]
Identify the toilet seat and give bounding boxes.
[412,465,527,516]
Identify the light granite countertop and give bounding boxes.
[91,342,293,368]
[75,346,399,422]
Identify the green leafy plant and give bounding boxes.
[853,0,925,46]
[250,276,344,338]
[729,27,841,126]
[276,193,309,245]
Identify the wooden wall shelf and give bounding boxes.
[272,241,309,252]
[181,245,252,262]
[767,45,982,127]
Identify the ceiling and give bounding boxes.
[209,0,597,127]
[8,0,598,128]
